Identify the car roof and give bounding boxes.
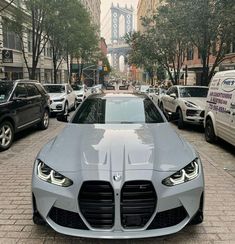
[174,85,208,88]
[43,83,67,85]
[88,92,148,100]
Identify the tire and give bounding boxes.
[39,109,49,130]
[0,121,14,151]
[177,108,185,129]
[205,118,216,143]
[190,210,204,225]
[33,212,46,225]
[63,102,69,115]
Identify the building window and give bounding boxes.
[2,19,22,51]
[43,42,52,57]
[187,46,194,60]
[231,41,235,53]
[28,30,33,53]
[198,48,201,59]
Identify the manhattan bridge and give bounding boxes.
[102,3,134,72]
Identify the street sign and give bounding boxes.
[2,50,13,63]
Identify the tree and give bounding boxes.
[7,0,55,79]
[163,0,235,85]
[47,0,98,83]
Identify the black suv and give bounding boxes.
[0,80,50,151]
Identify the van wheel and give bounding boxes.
[0,121,14,151]
[205,118,216,143]
[177,108,185,129]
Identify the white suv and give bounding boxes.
[71,84,90,105]
[160,85,208,129]
[43,83,76,114]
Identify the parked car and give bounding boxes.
[32,93,204,239]
[0,80,50,151]
[43,83,76,114]
[139,85,150,93]
[204,70,235,146]
[71,84,90,105]
[160,85,208,129]
[150,87,167,106]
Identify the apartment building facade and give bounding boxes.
[137,0,235,85]
[0,0,101,83]
[80,0,101,34]
[0,0,69,83]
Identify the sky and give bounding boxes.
[101,0,139,44]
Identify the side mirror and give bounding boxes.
[170,93,177,99]
[57,113,69,123]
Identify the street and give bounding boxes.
[0,118,234,244]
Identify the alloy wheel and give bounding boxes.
[0,124,12,147]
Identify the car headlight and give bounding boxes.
[36,160,73,187]
[184,101,198,108]
[53,98,65,102]
[162,158,199,186]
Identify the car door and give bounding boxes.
[25,83,42,122]
[11,83,31,129]
[66,85,74,109]
[229,91,235,146]
[165,87,177,112]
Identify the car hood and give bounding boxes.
[49,93,66,99]
[183,97,207,109]
[74,90,84,96]
[38,123,197,173]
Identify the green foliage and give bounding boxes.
[126,0,235,85]
[6,0,99,82]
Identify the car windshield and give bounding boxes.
[43,85,65,93]
[179,87,208,98]
[71,85,83,91]
[0,82,14,103]
[72,97,164,124]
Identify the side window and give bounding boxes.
[172,87,178,97]
[166,87,173,95]
[26,84,40,97]
[14,84,28,98]
[36,84,47,95]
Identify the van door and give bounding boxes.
[216,77,235,144]
[229,92,235,146]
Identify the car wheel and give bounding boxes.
[39,110,49,130]
[177,108,185,129]
[33,212,46,225]
[205,118,216,143]
[64,102,69,115]
[190,210,204,225]
[0,121,14,151]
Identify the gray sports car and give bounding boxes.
[32,93,204,239]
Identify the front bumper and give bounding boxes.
[184,109,205,125]
[49,101,65,113]
[32,168,204,239]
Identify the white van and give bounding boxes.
[204,70,235,146]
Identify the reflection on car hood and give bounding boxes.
[49,93,66,99]
[39,123,197,173]
[184,97,207,109]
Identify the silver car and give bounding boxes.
[32,93,204,239]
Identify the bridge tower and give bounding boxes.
[108,3,134,71]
